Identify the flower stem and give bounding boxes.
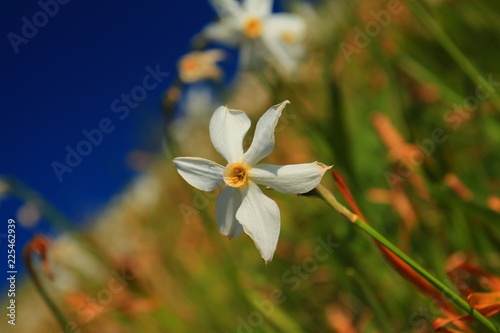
[23,236,68,331]
[1,176,116,267]
[314,185,499,333]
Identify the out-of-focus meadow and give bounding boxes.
[3,0,500,332]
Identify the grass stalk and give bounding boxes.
[314,184,499,333]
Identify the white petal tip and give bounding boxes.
[228,108,245,114]
[221,104,246,115]
[277,100,290,109]
[315,162,333,172]
[222,233,233,240]
[220,229,238,240]
[264,255,274,265]
[269,100,290,114]
[265,100,290,119]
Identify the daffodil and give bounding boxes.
[173,101,331,263]
[177,49,225,83]
[204,0,306,75]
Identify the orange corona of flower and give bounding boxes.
[243,17,262,39]
[224,163,250,188]
[281,31,295,44]
[203,0,306,74]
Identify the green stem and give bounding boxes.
[1,176,116,267]
[406,0,500,112]
[314,185,499,333]
[354,221,498,332]
[23,239,68,330]
[1,176,75,231]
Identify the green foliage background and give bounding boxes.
[3,0,500,332]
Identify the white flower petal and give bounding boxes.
[236,181,280,263]
[210,0,242,18]
[173,157,224,191]
[203,21,241,46]
[209,105,251,163]
[216,186,244,238]
[242,101,289,166]
[239,41,265,69]
[250,162,332,194]
[266,44,295,74]
[239,42,253,69]
[243,0,272,17]
[264,14,306,40]
[262,14,306,74]
[261,35,300,75]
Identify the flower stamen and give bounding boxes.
[281,31,295,44]
[224,162,250,188]
[243,17,262,39]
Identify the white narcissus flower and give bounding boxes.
[173,101,331,263]
[177,49,226,83]
[204,0,306,75]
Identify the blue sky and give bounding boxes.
[0,1,214,287]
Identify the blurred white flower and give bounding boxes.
[173,101,331,263]
[16,201,41,228]
[178,85,217,120]
[204,0,306,75]
[177,49,225,83]
[0,179,10,198]
[169,85,219,152]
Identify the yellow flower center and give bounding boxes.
[281,31,295,44]
[224,162,250,188]
[243,17,262,39]
[180,58,198,72]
